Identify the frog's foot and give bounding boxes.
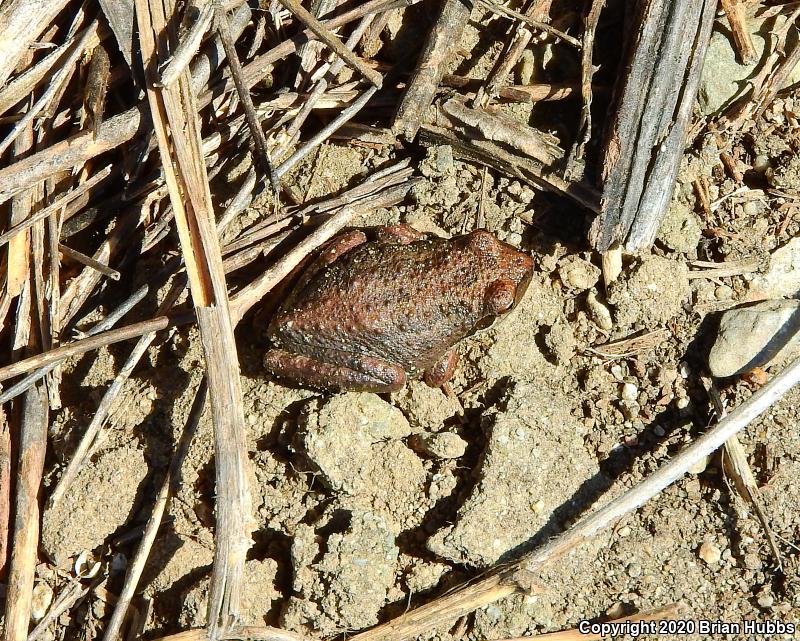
[264,348,407,392]
[423,350,458,388]
[376,223,427,245]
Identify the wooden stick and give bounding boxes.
[58,243,121,280]
[0,21,96,156]
[0,311,193,384]
[101,379,208,641]
[158,2,213,86]
[136,0,253,633]
[471,0,552,109]
[214,1,276,188]
[566,0,605,171]
[720,0,757,65]
[2,382,48,641]
[392,0,471,140]
[589,0,716,251]
[0,408,9,576]
[148,626,315,641]
[418,123,600,211]
[476,0,581,48]
[275,0,383,88]
[349,356,800,641]
[281,15,375,149]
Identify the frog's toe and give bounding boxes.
[264,348,406,392]
[423,350,458,388]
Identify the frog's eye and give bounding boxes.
[486,279,516,315]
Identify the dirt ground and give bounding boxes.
[23,7,800,641]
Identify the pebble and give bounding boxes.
[744,552,763,570]
[409,432,468,460]
[618,526,631,537]
[558,257,601,290]
[757,593,774,609]
[627,562,642,578]
[620,382,638,402]
[698,541,721,564]
[653,425,666,437]
[714,284,734,300]
[707,299,800,377]
[30,583,53,622]
[586,291,613,330]
[689,454,709,475]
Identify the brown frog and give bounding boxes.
[264,224,534,392]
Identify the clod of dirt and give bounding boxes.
[179,559,280,627]
[543,319,577,364]
[708,300,800,377]
[750,237,800,298]
[41,444,148,566]
[427,381,601,568]
[294,393,428,530]
[607,256,690,330]
[391,380,462,431]
[557,256,600,290]
[409,431,468,459]
[698,14,800,115]
[282,509,399,635]
[657,201,702,254]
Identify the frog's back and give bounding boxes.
[268,237,493,373]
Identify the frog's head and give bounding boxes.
[466,230,534,317]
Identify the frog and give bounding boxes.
[263,224,534,392]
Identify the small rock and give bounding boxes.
[409,432,468,459]
[31,583,54,621]
[689,455,709,475]
[620,383,638,402]
[698,541,721,565]
[618,526,631,537]
[627,562,642,578]
[558,256,601,290]
[586,291,613,330]
[714,284,734,300]
[657,201,702,253]
[750,238,800,298]
[708,300,800,377]
[744,552,763,570]
[757,592,774,609]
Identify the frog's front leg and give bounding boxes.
[423,350,458,387]
[264,348,407,392]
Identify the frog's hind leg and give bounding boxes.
[423,350,458,387]
[264,348,407,392]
